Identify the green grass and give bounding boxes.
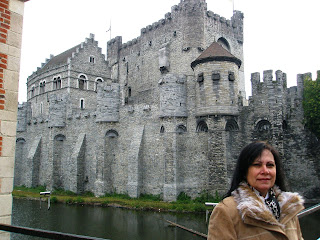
[12,187,219,213]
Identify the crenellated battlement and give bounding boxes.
[251,70,287,87]
[106,1,243,54]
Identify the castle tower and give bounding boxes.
[191,42,242,117]
[158,73,187,117]
[178,0,207,50]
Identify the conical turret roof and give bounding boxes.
[191,42,242,69]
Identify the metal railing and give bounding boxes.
[0,224,110,240]
[298,202,320,218]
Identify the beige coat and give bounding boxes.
[207,183,304,240]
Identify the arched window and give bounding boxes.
[78,75,87,90]
[80,98,85,109]
[106,129,119,138]
[57,76,61,89]
[39,81,46,94]
[16,138,26,143]
[176,124,187,134]
[160,126,165,133]
[256,120,271,132]
[95,78,104,91]
[217,37,231,52]
[31,85,35,98]
[54,134,66,141]
[196,120,208,132]
[225,119,239,131]
[53,76,62,90]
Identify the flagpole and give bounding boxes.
[106,19,111,40]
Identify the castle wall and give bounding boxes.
[14,0,320,202]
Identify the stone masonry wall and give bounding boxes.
[0,0,26,239]
[13,0,320,203]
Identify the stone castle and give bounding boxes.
[14,0,320,201]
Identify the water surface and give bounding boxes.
[11,198,320,240]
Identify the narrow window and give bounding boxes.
[57,77,61,89]
[80,98,85,109]
[128,87,132,97]
[31,86,35,98]
[89,56,95,63]
[40,102,43,115]
[53,77,57,90]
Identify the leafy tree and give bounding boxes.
[303,73,320,138]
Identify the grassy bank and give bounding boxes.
[13,186,220,213]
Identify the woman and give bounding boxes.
[207,141,304,240]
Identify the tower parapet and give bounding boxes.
[251,70,287,97]
[231,10,244,44]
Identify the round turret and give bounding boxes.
[191,42,242,117]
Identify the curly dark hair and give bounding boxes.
[225,141,287,198]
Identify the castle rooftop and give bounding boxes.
[191,42,242,69]
[34,44,81,75]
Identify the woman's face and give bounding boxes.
[246,149,276,197]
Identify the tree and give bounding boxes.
[303,73,320,139]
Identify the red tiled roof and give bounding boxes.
[191,42,241,69]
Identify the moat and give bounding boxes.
[11,199,320,240]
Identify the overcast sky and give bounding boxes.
[18,0,320,103]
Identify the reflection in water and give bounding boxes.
[11,199,320,240]
[12,199,207,240]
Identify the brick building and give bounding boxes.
[0,0,28,239]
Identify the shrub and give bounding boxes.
[75,197,84,203]
[50,196,58,204]
[82,191,95,197]
[303,75,320,138]
[103,192,131,199]
[191,203,206,212]
[66,198,74,204]
[176,192,191,203]
[52,188,76,196]
[139,193,162,201]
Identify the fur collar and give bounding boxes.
[232,182,304,228]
